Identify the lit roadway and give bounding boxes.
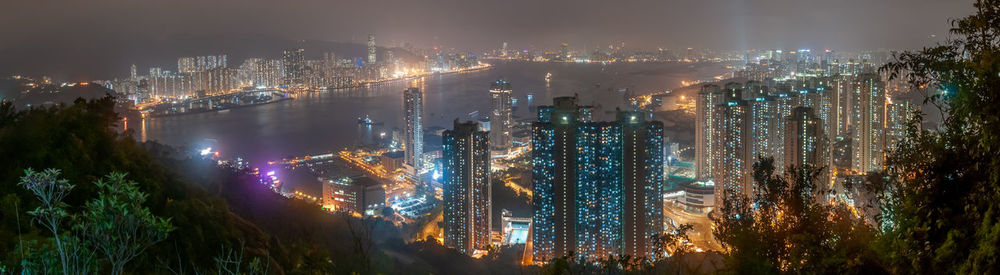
[663,202,722,252]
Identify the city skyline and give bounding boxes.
[0,1,975,80]
[2,1,998,273]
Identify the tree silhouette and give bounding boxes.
[876,0,1000,273]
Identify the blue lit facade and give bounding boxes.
[712,88,753,201]
[532,96,664,262]
[442,120,491,255]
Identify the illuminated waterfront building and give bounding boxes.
[282,48,306,86]
[489,78,513,152]
[850,73,886,173]
[238,58,284,88]
[532,96,664,262]
[442,120,492,255]
[368,34,377,65]
[178,57,196,73]
[559,43,569,61]
[177,55,227,73]
[321,176,386,216]
[403,87,424,171]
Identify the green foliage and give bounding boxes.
[875,0,1000,273]
[17,169,91,275]
[711,160,883,274]
[77,173,174,275]
[0,97,349,272]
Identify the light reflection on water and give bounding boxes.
[144,62,728,169]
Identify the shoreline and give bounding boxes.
[149,96,293,118]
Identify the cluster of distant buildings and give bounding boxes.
[696,49,915,221]
[103,34,483,105]
[484,41,744,63]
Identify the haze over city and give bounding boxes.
[2,0,998,274]
[0,0,973,79]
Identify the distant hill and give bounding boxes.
[0,35,421,82]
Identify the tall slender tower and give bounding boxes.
[695,84,721,180]
[442,120,492,255]
[712,87,753,202]
[620,110,665,260]
[368,34,377,65]
[403,88,424,171]
[489,79,513,152]
[850,73,886,173]
[532,96,663,262]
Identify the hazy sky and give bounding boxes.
[1,0,974,52]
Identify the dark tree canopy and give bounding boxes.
[874,0,1000,273]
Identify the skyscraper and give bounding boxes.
[619,111,665,259]
[885,100,913,151]
[749,94,778,165]
[559,42,569,61]
[403,87,424,171]
[695,84,721,180]
[532,96,663,262]
[784,107,826,182]
[442,120,492,255]
[712,87,753,202]
[771,91,799,170]
[489,79,513,152]
[368,34,377,65]
[178,57,196,73]
[282,48,305,86]
[850,73,886,173]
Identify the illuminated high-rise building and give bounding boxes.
[282,48,305,86]
[827,76,852,139]
[850,73,886,173]
[489,78,513,152]
[749,94,778,164]
[784,107,826,181]
[532,96,663,262]
[695,84,721,180]
[559,42,569,61]
[442,120,492,255]
[403,87,424,171]
[178,57,196,73]
[885,100,913,151]
[619,110,665,259]
[711,87,753,201]
[238,58,284,88]
[178,55,227,73]
[771,91,799,170]
[368,34,377,65]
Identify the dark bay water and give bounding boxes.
[142,61,728,167]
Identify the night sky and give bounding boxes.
[0,0,974,79]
